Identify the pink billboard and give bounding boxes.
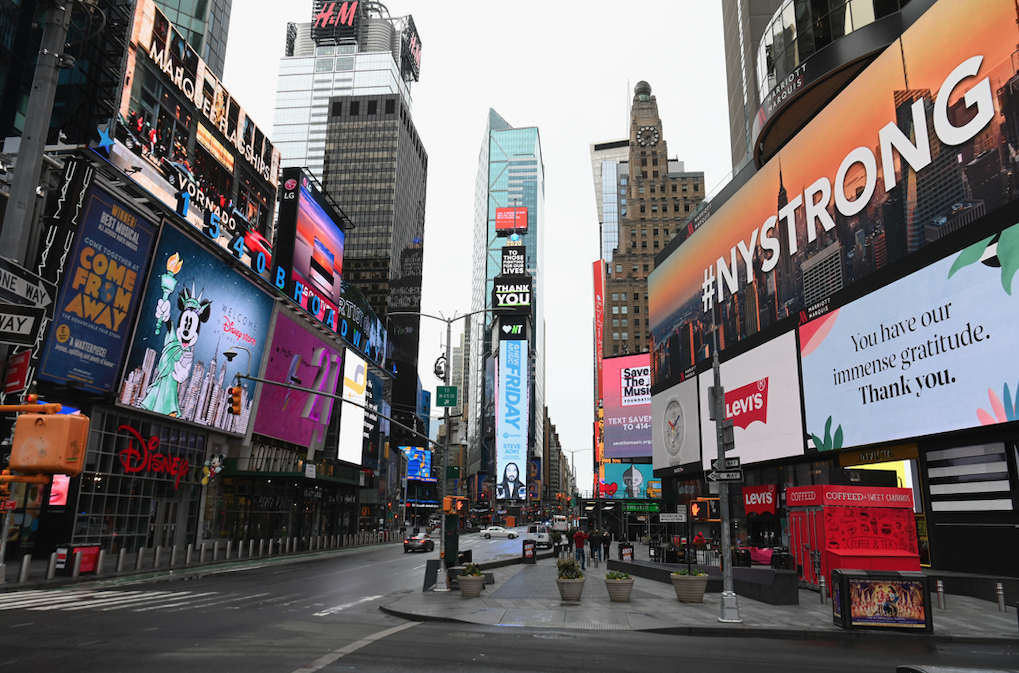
[602,353,652,459]
[253,313,342,447]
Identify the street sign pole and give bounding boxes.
[710,308,741,623]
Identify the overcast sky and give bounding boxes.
[223,1,733,488]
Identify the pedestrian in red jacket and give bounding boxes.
[573,529,589,570]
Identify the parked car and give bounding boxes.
[526,524,552,549]
[403,533,434,553]
[480,526,517,539]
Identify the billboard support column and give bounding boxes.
[710,311,742,624]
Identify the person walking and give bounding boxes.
[602,531,612,561]
[589,530,602,562]
[573,528,589,570]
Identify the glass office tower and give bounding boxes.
[155,0,232,80]
[467,110,546,497]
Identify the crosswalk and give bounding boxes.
[0,588,300,614]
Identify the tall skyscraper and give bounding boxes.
[590,140,630,264]
[155,0,232,80]
[272,3,420,184]
[466,110,546,496]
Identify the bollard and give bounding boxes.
[46,552,57,580]
[185,543,193,565]
[199,543,206,564]
[936,580,946,609]
[249,539,255,558]
[117,548,126,573]
[154,546,163,568]
[71,551,82,578]
[819,576,827,605]
[170,545,179,567]
[998,583,1006,612]
[96,550,106,576]
[259,539,265,557]
[225,540,232,560]
[19,554,30,583]
[213,540,220,562]
[136,548,145,571]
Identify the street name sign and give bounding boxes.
[706,469,744,483]
[436,385,458,407]
[659,511,687,523]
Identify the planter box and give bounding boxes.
[604,578,634,602]
[556,577,585,602]
[458,575,486,598]
[671,573,709,603]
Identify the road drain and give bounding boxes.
[449,632,486,638]
[532,633,573,640]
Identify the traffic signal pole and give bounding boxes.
[437,317,452,591]
[711,310,741,623]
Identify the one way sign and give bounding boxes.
[706,469,744,483]
[0,257,55,308]
[0,303,45,346]
[711,457,741,470]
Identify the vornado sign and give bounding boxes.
[492,277,531,314]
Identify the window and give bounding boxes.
[653,171,659,178]
[672,184,677,192]
[641,158,647,166]
[331,101,342,116]
[639,205,646,213]
[385,99,395,114]
[621,306,628,314]
[368,100,377,115]
[664,229,669,236]
[641,171,647,178]
[612,306,619,314]
[612,318,620,327]
[650,185,656,193]
[315,58,333,72]
[631,241,637,248]
[694,183,700,191]
[634,305,641,314]
[682,184,688,191]
[613,345,619,354]
[615,264,622,273]
[653,229,658,236]
[654,241,659,248]
[621,319,628,327]
[641,241,647,248]
[633,293,639,301]
[317,46,335,56]
[685,204,690,211]
[652,158,659,166]
[611,293,618,301]
[613,332,620,341]
[630,229,636,236]
[643,264,649,272]
[622,332,628,341]
[651,205,658,213]
[641,229,647,236]
[638,186,644,194]
[350,101,360,116]
[632,265,638,273]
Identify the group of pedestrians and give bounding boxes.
[571,528,612,570]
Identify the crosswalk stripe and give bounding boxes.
[164,592,270,611]
[130,592,220,611]
[59,591,179,611]
[0,592,101,610]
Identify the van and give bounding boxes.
[527,524,552,549]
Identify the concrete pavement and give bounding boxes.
[380,550,1019,643]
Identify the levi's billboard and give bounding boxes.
[799,217,1019,450]
[742,484,777,515]
[602,354,652,459]
[649,0,1019,390]
[495,206,528,233]
[698,331,803,469]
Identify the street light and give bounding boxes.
[388,308,495,592]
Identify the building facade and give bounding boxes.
[154,0,232,80]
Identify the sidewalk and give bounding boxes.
[380,545,1019,643]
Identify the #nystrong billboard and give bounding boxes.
[698,331,803,469]
[800,218,1019,450]
[602,354,652,459]
[118,223,275,434]
[38,186,157,393]
[495,339,529,500]
[253,313,342,449]
[650,0,1019,389]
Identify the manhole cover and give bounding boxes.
[532,633,573,640]
[449,632,485,638]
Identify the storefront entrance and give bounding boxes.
[147,499,182,549]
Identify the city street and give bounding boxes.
[0,531,1015,672]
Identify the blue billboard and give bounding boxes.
[401,446,434,482]
[38,187,157,393]
[603,463,655,499]
[117,222,275,434]
[496,339,529,500]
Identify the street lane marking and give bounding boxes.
[291,621,419,672]
[130,592,219,611]
[166,592,269,611]
[312,595,382,616]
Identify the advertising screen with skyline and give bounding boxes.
[118,223,275,435]
[649,0,1019,391]
[602,354,653,459]
[253,313,341,449]
[37,187,157,393]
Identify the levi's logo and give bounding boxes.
[743,484,777,515]
[746,491,773,505]
[725,378,768,429]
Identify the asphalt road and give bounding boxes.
[0,529,1014,672]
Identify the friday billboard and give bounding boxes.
[602,354,653,459]
[118,222,275,435]
[495,339,529,500]
[649,0,1019,390]
[253,312,342,449]
[37,186,157,393]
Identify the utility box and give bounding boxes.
[10,413,90,476]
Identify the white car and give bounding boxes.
[481,526,517,539]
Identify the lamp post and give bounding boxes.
[389,308,493,591]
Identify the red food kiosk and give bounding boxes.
[787,485,920,593]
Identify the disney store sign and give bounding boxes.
[117,425,191,489]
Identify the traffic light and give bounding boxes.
[690,498,721,521]
[454,497,466,514]
[0,470,10,500]
[10,412,90,476]
[443,496,467,513]
[228,386,243,415]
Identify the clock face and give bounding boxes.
[663,398,684,457]
[637,125,660,147]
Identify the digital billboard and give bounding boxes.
[118,223,275,434]
[363,372,383,470]
[602,354,653,459]
[697,331,803,469]
[800,218,1019,449]
[401,446,434,482]
[495,206,528,233]
[253,313,341,449]
[108,0,280,286]
[37,186,157,393]
[603,463,655,499]
[649,0,1019,389]
[338,351,367,465]
[273,169,388,367]
[501,246,526,276]
[651,376,700,471]
[593,261,605,403]
[495,339,529,500]
[492,277,532,314]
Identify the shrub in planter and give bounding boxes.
[555,557,585,601]
[670,568,709,603]
[604,570,634,602]
[458,563,486,598]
